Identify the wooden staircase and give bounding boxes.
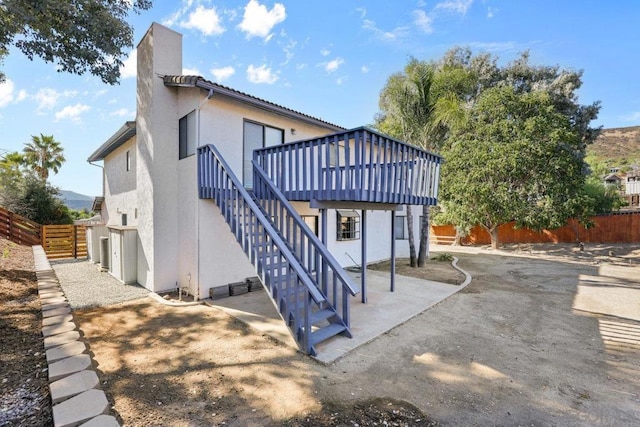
[198,144,359,355]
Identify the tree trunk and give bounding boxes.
[417,205,430,267]
[489,227,500,249]
[406,205,417,267]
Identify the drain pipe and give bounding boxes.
[194,88,214,301]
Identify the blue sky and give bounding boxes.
[0,0,639,198]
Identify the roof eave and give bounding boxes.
[163,75,345,132]
[88,121,136,162]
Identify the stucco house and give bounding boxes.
[87,23,442,355]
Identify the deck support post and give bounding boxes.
[361,209,367,303]
[390,210,396,292]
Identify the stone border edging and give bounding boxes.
[451,256,472,288]
[32,246,120,427]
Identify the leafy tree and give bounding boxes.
[0,0,152,84]
[376,59,439,267]
[440,86,592,248]
[23,134,65,181]
[0,140,71,224]
[0,170,72,224]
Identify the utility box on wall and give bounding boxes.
[107,226,138,285]
[86,225,108,263]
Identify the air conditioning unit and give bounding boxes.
[99,237,109,271]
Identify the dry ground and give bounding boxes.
[3,242,639,426]
[0,240,52,426]
[74,244,640,426]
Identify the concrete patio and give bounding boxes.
[206,266,471,364]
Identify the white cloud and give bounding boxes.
[355,7,366,19]
[361,65,370,73]
[320,48,330,57]
[55,104,91,122]
[435,0,473,15]
[110,108,133,117]
[296,63,307,71]
[324,58,344,73]
[247,64,279,84]
[467,41,518,52]
[120,50,137,79]
[487,7,495,18]
[180,5,225,36]
[413,10,434,34]
[238,0,286,40]
[162,0,195,26]
[336,76,346,85]
[35,88,60,111]
[281,39,297,65]
[211,66,235,82]
[182,67,201,76]
[362,19,410,41]
[16,89,28,102]
[0,80,15,107]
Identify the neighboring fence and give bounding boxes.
[0,206,88,258]
[0,206,42,246]
[431,211,640,245]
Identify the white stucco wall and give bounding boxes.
[103,137,137,227]
[135,23,182,292]
[118,22,431,299]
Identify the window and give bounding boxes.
[243,120,284,186]
[337,210,360,241]
[179,110,197,159]
[121,214,127,226]
[126,150,131,171]
[394,215,407,240]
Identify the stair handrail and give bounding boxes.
[252,161,360,297]
[199,144,326,304]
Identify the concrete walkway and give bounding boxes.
[207,259,471,364]
[33,246,119,427]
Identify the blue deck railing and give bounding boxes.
[254,127,442,205]
[198,144,358,355]
[252,161,359,324]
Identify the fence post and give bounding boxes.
[8,211,14,243]
[72,226,77,259]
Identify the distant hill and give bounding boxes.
[58,190,94,211]
[587,125,640,170]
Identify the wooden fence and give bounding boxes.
[430,211,640,245]
[0,206,42,246]
[0,206,87,259]
[41,225,88,259]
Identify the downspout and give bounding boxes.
[194,87,215,300]
[88,161,105,221]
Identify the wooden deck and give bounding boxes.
[253,127,442,206]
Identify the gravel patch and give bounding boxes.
[51,260,150,309]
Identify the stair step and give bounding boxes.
[310,308,337,324]
[310,323,347,346]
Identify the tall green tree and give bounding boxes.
[23,134,65,181]
[440,86,591,248]
[376,59,439,267]
[0,0,152,84]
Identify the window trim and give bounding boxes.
[336,210,360,241]
[243,119,284,186]
[179,110,197,160]
[395,215,408,240]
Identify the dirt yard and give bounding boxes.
[3,242,639,426]
[0,240,52,427]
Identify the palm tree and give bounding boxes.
[377,59,438,266]
[23,134,65,181]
